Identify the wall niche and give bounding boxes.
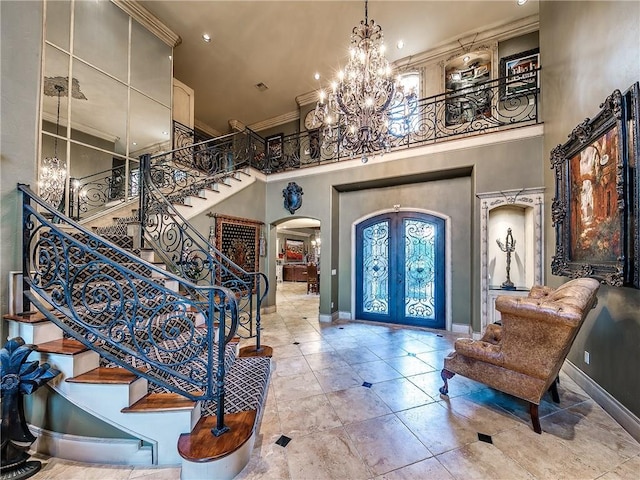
[478,187,544,332]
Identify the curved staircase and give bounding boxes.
[6,178,272,478]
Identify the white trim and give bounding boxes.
[338,311,352,320]
[29,424,155,466]
[265,124,544,183]
[319,311,340,323]
[111,0,181,47]
[562,360,640,443]
[247,111,300,132]
[451,323,472,335]
[350,208,452,331]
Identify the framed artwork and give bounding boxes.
[266,133,283,161]
[285,238,304,262]
[212,214,263,292]
[551,88,630,286]
[626,82,640,288]
[499,48,540,99]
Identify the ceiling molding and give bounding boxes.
[296,91,319,107]
[42,111,119,144]
[247,111,300,133]
[228,119,246,132]
[395,14,539,68]
[194,119,222,138]
[111,0,182,48]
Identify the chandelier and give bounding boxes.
[40,84,67,210]
[315,0,403,163]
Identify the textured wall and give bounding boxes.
[540,0,640,418]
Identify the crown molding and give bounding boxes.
[395,14,539,68]
[228,119,246,132]
[42,111,119,144]
[194,119,222,138]
[296,91,319,107]
[247,111,300,132]
[111,0,182,48]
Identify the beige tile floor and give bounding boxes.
[31,282,640,479]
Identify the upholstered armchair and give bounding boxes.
[440,277,600,433]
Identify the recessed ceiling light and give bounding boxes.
[517,0,528,5]
[162,131,169,135]
[168,55,172,60]
[202,33,211,43]
[132,141,137,146]
[463,55,471,63]
[396,40,404,50]
[314,72,320,80]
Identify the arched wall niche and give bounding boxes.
[478,187,544,333]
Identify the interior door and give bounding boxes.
[355,211,445,328]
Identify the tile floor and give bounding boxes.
[32,282,640,479]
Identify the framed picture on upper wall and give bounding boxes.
[285,238,304,262]
[551,88,631,286]
[499,48,540,99]
[626,82,640,288]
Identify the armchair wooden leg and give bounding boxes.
[529,403,542,434]
[439,369,455,395]
[549,379,560,403]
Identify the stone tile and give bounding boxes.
[326,385,392,424]
[352,360,403,383]
[304,351,349,371]
[335,347,381,365]
[396,402,482,455]
[345,414,431,476]
[36,459,133,480]
[372,378,435,412]
[278,393,342,437]
[272,371,324,403]
[271,343,303,359]
[327,336,363,350]
[391,339,435,355]
[376,457,454,480]
[436,393,519,435]
[384,355,435,376]
[298,340,335,355]
[128,467,182,479]
[367,342,410,360]
[286,427,371,480]
[436,440,534,480]
[273,355,312,377]
[236,432,291,480]
[491,423,601,479]
[314,364,363,393]
[598,454,640,480]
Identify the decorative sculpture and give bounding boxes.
[282,182,303,215]
[496,228,516,290]
[1,337,60,480]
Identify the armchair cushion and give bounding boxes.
[442,277,600,405]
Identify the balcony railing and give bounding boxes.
[249,69,541,173]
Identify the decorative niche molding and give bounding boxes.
[478,187,544,332]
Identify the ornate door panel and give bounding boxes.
[355,212,445,328]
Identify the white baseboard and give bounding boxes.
[338,311,351,320]
[29,424,154,466]
[562,360,640,443]
[451,323,471,334]
[261,305,277,314]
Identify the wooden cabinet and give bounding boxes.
[283,264,307,282]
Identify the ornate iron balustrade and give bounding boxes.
[19,184,239,434]
[255,69,541,172]
[69,163,139,220]
[139,150,269,349]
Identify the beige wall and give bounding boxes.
[540,0,640,417]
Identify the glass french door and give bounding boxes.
[355,212,445,328]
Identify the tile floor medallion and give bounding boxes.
[30,282,640,479]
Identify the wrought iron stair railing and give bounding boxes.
[19,184,239,434]
[138,135,268,351]
[69,163,139,221]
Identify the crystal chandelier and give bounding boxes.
[315,0,403,163]
[40,84,67,210]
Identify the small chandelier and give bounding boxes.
[40,84,67,210]
[315,0,403,163]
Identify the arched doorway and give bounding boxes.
[355,211,446,328]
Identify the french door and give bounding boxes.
[355,212,445,328]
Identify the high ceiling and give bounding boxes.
[141,1,539,134]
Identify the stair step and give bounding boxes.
[177,410,257,462]
[67,367,139,385]
[3,310,58,324]
[238,345,273,358]
[122,392,197,413]
[36,338,89,355]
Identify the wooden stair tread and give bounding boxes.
[238,345,273,358]
[121,392,197,413]
[178,410,257,462]
[67,367,139,384]
[3,310,57,323]
[36,338,88,355]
